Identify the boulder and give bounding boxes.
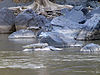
[51,16,85,28]
[52,7,86,24]
[39,31,83,47]
[15,9,49,30]
[51,16,84,41]
[88,1,100,8]
[48,11,100,46]
[87,7,100,19]
[8,29,35,39]
[66,6,86,23]
[80,43,100,52]
[0,8,16,33]
[77,14,100,40]
[39,32,64,47]
[43,14,86,47]
[61,8,70,17]
[49,11,100,47]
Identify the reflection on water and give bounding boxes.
[0,34,100,75]
[0,51,100,75]
[9,38,37,44]
[0,34,37,51]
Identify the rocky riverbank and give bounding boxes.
[0,0,100,50]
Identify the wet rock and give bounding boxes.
[66,6,86,23]
[23,47,62,51]
[39,32,64,47]
[33,46,62,51]
[77,14,100,40]
[80,43,100,52]
[23,43,50,51]
[52,8,86,25]
[87,7,100,19]
[51,16,85,28]
[15,9,49,30]
[52,6,87,24]
[61,8,70,16]
[8,29,35,39]
[23,43,62,51]
[23,43,48,49]
[58,7,86,24]
[87,30,100,40]
[51,13,100,41]
[48,46,62,51]
[39,31,83,47]
[43,14,86,47]
[23,47,51,51]
[88,1,100,8]
[46,10,100,46]
[0,8,16,33]
[81,8,89,15]
[54,29,80,40]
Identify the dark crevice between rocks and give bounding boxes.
[9,24,16,33]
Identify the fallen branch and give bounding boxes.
[9,0,73,16]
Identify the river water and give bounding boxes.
[0,34,100,75]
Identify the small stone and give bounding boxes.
[80,43,100,52]
[23,43,48,49]
[34,47,51,51]
[8,29,35,39]
[23,49,33,52]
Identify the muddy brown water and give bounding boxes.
[0,34,100,75]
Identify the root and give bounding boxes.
[9,0,73,17]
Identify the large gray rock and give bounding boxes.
[53,7,86,24]
[51,15,84,41]
[51,16,85,28]
[39,31,83,47]
[47,12,100,46]
[61,8,70,17]
[37,6,100,47]
[66,6,86,23]
[77,14,100,40]
[44,13,86,47]
[0,8,16,33]
[87,7,100,19]
[39,32,64,47]
[88,1,100,8]
[15,9,49,30]
[8,29,35,39]
[80,43,100,52]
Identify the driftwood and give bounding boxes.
[9,0,93,18]
[9,0,73,17]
